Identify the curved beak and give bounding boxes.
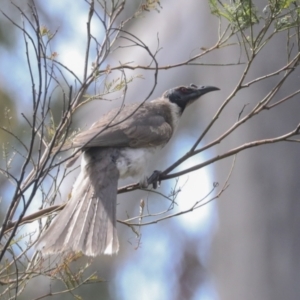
[195,85,220,96]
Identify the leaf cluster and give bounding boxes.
[209,0,300,31]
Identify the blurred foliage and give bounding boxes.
[0,13,18,144]
[0,18,16,49]
[209,0,300,31]
[141,0,162,12]
[0,91,17,140]
[209,0,260,29]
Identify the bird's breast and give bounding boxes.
[116,147,157,179]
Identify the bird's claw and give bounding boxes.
[147,170,161,189]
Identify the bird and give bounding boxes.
[36,83,220,257]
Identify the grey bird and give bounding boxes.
[36,84,219,257]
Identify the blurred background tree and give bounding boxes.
[0,0,299,299]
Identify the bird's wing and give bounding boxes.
[71,103,173,149]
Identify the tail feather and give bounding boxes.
[36,148,120,256]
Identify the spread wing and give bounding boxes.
[69,103,173,149]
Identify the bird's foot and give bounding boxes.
[147,170,162,189]
[139,170,162,189]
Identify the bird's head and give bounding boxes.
[163,83,220,112]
